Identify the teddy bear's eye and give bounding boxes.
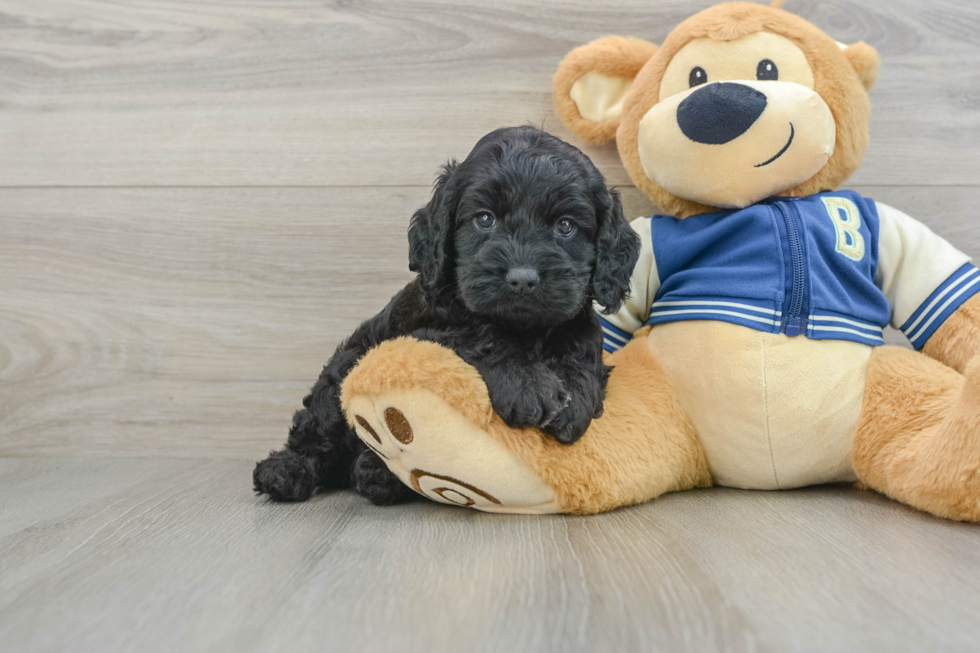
[757,59,778,81]
[688,66,708,88]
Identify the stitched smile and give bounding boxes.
[755,123,795,168]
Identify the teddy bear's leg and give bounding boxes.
[481,330,712,514]
[341,334,711,514]
[922,294,980,374]
[852,346,980,521]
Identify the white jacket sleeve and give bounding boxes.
[595,216,661,353]
[875,201,980,349]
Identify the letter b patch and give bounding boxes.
[822,196,866,262]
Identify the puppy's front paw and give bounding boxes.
[494,375,569,430]
[542,401,591,444]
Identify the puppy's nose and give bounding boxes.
[677,82,767,145]
[506,267,539,295]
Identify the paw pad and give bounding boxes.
[384,407,413,444]
[355,415,382,444]
[409,469,501,508]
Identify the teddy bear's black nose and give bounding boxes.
[676,82,768,145]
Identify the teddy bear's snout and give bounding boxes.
[677,82,768,145]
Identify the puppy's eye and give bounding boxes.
[689,66,707,88]
[474,213,496,230]
[757,59,778,81]
[555,218,576,238]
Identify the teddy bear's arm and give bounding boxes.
[874,202,980,371]
[921,295,980,374]
[597,216,659,353]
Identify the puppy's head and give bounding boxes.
[409,126,639,328]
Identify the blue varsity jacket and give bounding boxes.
[599,190,980,353]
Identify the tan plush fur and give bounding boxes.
[342,334,710,514]
[340,2,980,520]
[553,36,658,144]
[484,332,711,514]
[844,41,881,91]
[341,337,493,430]
[853,347,980,522]
[553,2,879,218]
[922,294,980,374]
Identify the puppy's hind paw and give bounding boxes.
[351,450,414,506]
[253,449,318,502]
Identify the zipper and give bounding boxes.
[773,199,808,337]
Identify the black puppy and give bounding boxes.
[254,126,640,505]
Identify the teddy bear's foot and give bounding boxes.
[340,334,712,514]
[340,338,561,513]
[853,348,980,522]
[344,395,560,513]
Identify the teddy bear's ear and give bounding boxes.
[843,41,881,91]
[553,36,658,144]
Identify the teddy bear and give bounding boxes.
[339,0,980,520]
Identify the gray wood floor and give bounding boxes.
[2,458,980,653]
[2,1,980,651]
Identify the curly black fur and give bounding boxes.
[253,126,640,505]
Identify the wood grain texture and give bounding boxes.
[1,458,979,653]
[0,187,418,457]
[0,0,978,187]
[2,3,980,650]
[3,186,977,458]
[0,0,978,459]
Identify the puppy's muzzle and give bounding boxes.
[506,267,540,296]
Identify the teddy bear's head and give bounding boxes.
[553,1,881,218]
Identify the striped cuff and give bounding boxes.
[900,263,980,349]
[600,317,633,353]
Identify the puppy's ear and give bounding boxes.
[592,189,640,314]
[408,161,460,300]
